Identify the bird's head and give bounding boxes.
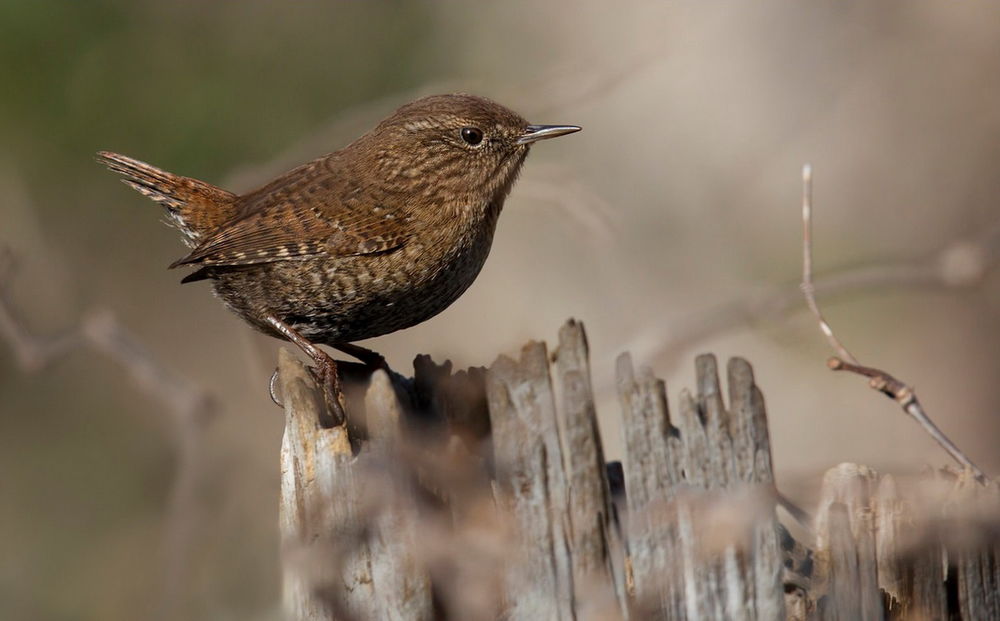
[360,93,580,210]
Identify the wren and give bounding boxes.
[99,94,580,423]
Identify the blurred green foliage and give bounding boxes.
[0,1,436,226]
[0,2,442,619]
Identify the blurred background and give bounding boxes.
[2,1,999,618]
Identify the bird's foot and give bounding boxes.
[261,315,348,424]
[309,356,347,427]
[269,362,344,424]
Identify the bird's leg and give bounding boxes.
[264,315,346,426]
[333,342,388,371]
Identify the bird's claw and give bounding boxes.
[305,359,347,427]
[271,361,345,427]
[269,367,283,407]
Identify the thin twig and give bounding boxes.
[799,165,858,365]
[799,166,988,484]
[0,248,81,371]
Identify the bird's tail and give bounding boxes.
[97,151,239,247]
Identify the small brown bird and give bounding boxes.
[99,94,580,421]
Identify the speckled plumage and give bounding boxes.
[99,93,579,418]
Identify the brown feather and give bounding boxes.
[171,154,413,268]
[96,151,239,246]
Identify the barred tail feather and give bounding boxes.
[97,151,239,246]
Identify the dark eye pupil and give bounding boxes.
[461,127,483,145]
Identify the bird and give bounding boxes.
[98,93,580,423]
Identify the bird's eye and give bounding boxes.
[460,127,484,146]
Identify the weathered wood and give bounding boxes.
[810,463,1000,620]
[727,357,775,486]
[728,358,785,621]
[951,471,1000,620]
[485,323,629,620]
[276,321,998,621]
[814,464,883,621]
[695,355,736,489]
[616,352,685,618]
[363,370,434,621]
[690,356,740,621]
[412,354,490,441]
[553,320,627,619]
[617,351,784,620]
[486,340,574,620]
[822,503,871,621]
[679,354,783,621]
[279,349,371,621]
[279,354,432,621]
[873,474,946,619]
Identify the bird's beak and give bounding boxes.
[517,124,582,145]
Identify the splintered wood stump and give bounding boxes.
[486,322,625,620]
[812,463,1000,621]
[615,352,784,620]
[276,320,998,621]
[278,350,433,621]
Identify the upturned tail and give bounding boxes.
[97,151,239,247]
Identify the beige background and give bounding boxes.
[2,2,999,618]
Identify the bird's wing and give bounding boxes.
[170,159,412,268]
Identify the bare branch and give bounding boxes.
[0,244,216,620]
[0,249,214,426]
[799,167,988,484]
[0,247,81,371]
[799,164,857,365]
